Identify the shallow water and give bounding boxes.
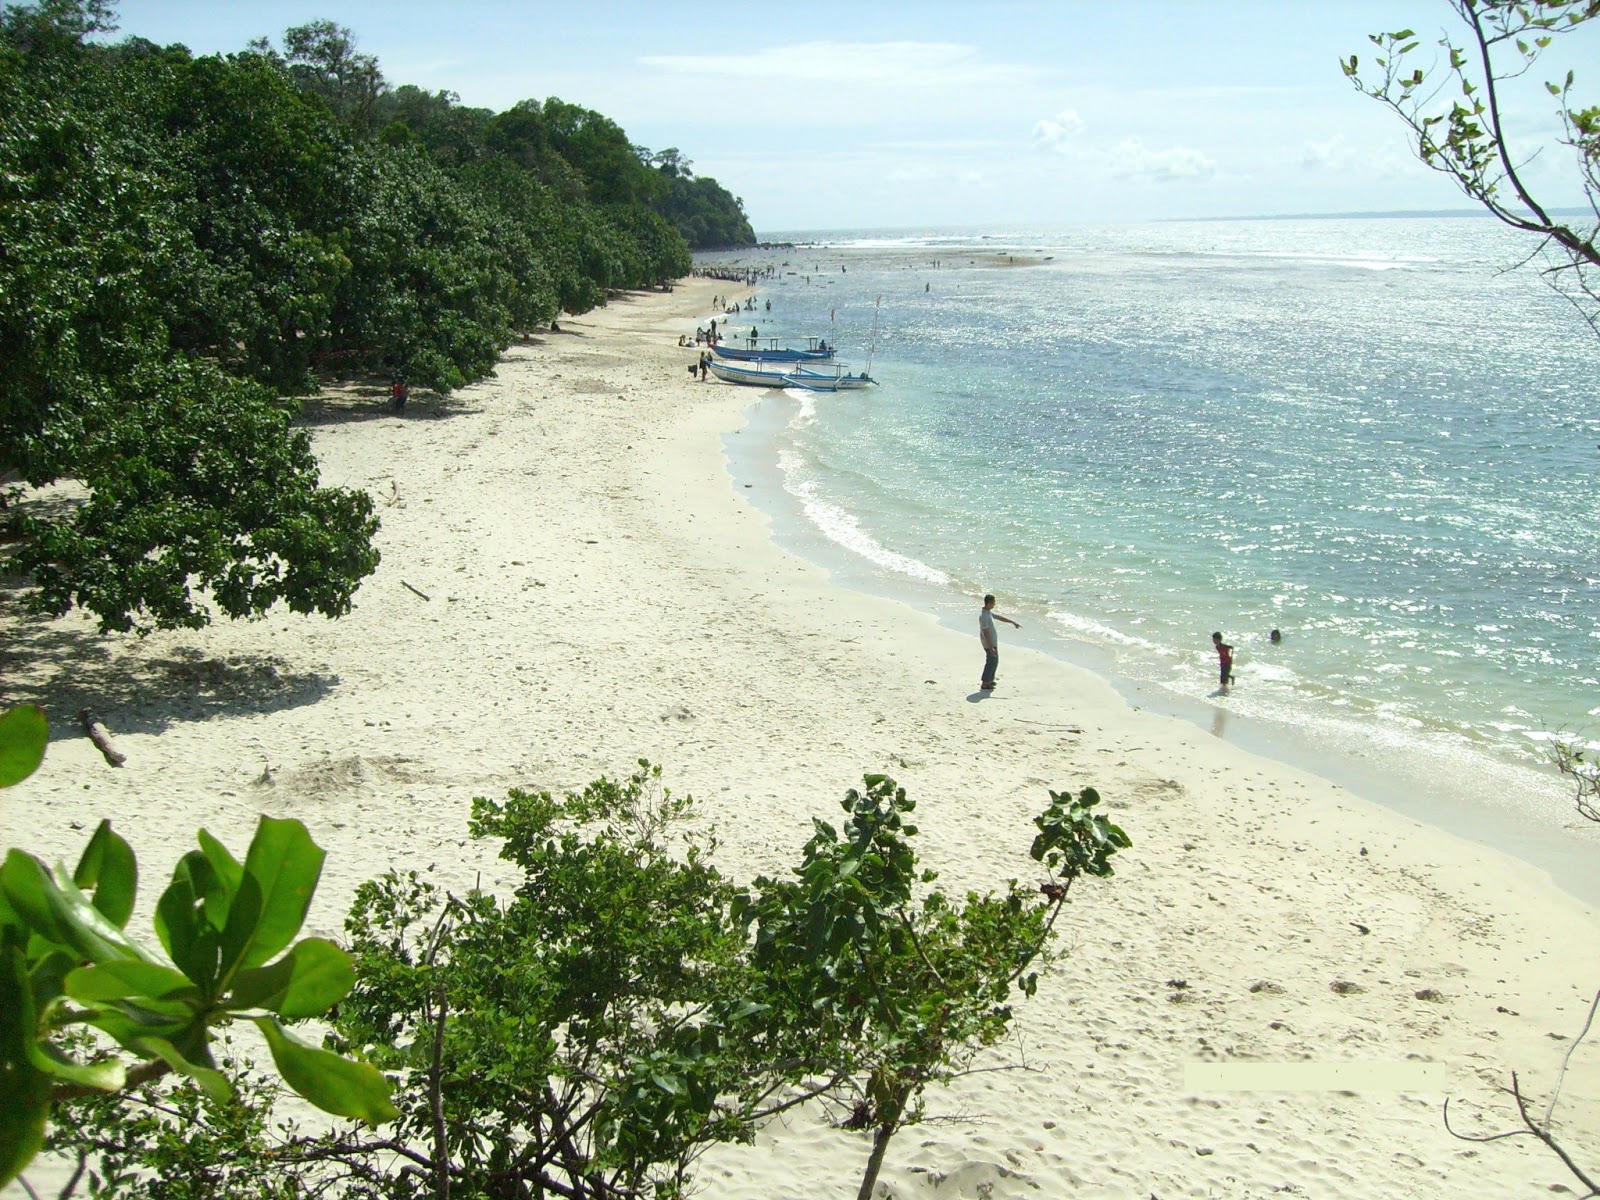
[700,217,1600,902]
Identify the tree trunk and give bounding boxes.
[854,1120,896,1200]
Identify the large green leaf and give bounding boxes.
[72,821,138,928]
[24,1031,126,1092]
[65,960,199,1005]
[0,705,48,789]
[236,818,325,970]
[0,946,51,1189]
[217,870,264,983]
[194,829,244,903]
[0,851,146,965]
[227,937,354,1019]
[155,868,220,990]
[131,1035,233,1104]
[254,1016,397,1123]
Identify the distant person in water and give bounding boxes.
[1212,632,1234,690]
[1269,628,1282,644]
[979,594,1021,691]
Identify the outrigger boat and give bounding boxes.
[707,358,876,392]
[713,335,834,362]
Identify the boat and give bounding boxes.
[713,335,834,362]
[707,358,876,391]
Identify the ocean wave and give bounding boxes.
[776,451,950,587]
[1046,610,1168,654]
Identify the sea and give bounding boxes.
[695,216,1600,906]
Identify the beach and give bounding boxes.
[4,277,1598,1199]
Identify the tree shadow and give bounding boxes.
[291,382,478,429]
[0,601,337,741]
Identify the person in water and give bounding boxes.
[1212,632,1234,690]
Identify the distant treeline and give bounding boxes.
[0,0,752,633]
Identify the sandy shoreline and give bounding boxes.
[4,279,1598,1199]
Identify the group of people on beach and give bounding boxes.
[976,595,1281,697]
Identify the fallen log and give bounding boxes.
[80,708,126,767]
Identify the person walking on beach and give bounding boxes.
[698,351,709,381]
[1212,631,1234,691]
[979,594,1020,691]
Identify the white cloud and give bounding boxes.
[1108,139,1217,183]
[1300,133,1354,171]
[639,41,1036,90]
[1032,108,1084,150]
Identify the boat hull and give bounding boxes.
[713,345,834,362]
[707,359,875,391]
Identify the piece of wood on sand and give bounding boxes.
[80,708,127,767]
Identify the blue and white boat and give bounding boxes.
[713,335,834,362]
[707,358,876,391]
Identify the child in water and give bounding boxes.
[1212,632,1234,690]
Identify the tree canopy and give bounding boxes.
[1,1,749,633]
[1346,0,1599,334]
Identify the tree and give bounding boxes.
[0,709,396,1192]
[743,776,1130,1200]
[22,767,1128,1200]
[277,19,387,139]
[1345,1,1600,332]
[0,5,381,633]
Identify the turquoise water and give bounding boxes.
[700,218,1600,892]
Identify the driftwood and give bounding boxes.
[401,580,431,602]
[79,708,126,767]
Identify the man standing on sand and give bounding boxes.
[979,594,1020,691]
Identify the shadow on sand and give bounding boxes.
[1,595,337,744]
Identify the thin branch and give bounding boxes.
[55,1149,88,1200]
[1545,988,1600,1129]
[428,985,451,1200]
[1511,1072,1600,1197]
[1466,0,1558,229]
[51,1055,172,1104]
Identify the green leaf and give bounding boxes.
[132,1035,233,1104]
[195,829,244,904]
[217,870,265,981]
[72,821,138,928]
[235,818,325,970]
[65,960,198,1004]
[155,867,219,989]
[0,706,48,789]
[226,937,354,1019]
[1,851,147,965]
[24,1032,126,1092]
[0,946,52,1190]
[253,1015,397,1123]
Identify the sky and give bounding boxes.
[96,1,1594,234]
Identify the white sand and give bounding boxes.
[4,279,1598,1199]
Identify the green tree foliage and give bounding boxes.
[742,776,1130,1200]
[17,764,1127,1198]
[25,767,1119,1200]
[655,165,758,249]
[1,1,755,631]
[277,19,387,139]
[1346,1,1600,333]
[0,800,396,1191]
[0,8,381,632]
